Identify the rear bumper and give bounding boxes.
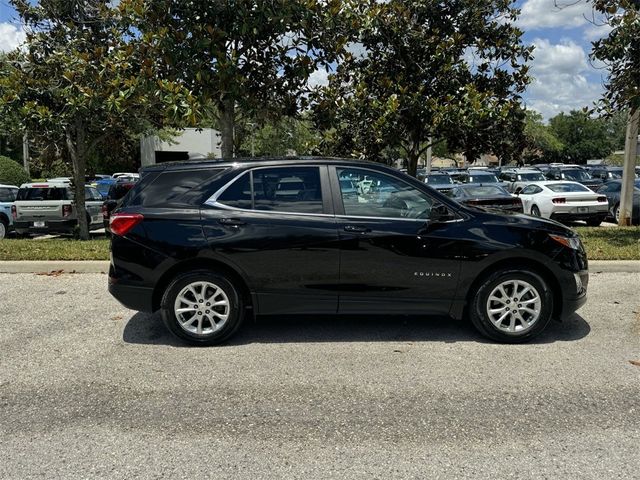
[108,280,154,312]
[550,211,607,222]
[14,219,77,234]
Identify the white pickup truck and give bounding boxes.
[12,182,104,237]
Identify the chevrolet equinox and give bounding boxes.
[108,158,588,344]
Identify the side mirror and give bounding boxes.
[430,204,456,223]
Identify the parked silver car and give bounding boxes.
[12,182,104,236]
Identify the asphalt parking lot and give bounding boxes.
[1,271,639,479]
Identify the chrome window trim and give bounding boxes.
[205,165,464,223]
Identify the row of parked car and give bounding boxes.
[0,173,139,239]
[1,163,638,239]
[420,164,640,226]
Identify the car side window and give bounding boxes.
[520,185,539,195]
[217,167,324,214]
[336,167,436,220]
[0,188,17,202]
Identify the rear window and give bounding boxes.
[129,168,224,207]
[0,188,17,202]
[517,172,546,181]
[17,187,70,201]
[463,186,507,196]
[425,175,453,184]
[546,183,590,193]
[468,174,498,183]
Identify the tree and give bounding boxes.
[0,0,199,239]
[523,110,564,163]
[313,0,532,177]
[238,116,321,157]
[591,0,640,225]
[548,110,617,163]
[124,0,346,159]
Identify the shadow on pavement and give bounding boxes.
[122,311,590,347]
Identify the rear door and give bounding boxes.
[330,166,462,315]
[202,165,340,314]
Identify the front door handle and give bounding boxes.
[219,217,246,227]
[344,225,371,234]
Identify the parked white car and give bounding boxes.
[518,181,609,226]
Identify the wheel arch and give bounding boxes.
[465,257,562,319]
[0,211,9,226]
[152,257,254,313]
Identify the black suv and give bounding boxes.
[108,158,588,345]
[545,166,602,191]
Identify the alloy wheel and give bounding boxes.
[485,280,542,334]
[173,281,230,335]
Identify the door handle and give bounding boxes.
[344,225,371,234]
[219,217,246,227]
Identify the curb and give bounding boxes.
[0,260,109,274]
[0,260,638,274]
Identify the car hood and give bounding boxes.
[466,207,577,236]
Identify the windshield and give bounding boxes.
[546,183,590,193]
[562,169,591,181]
[607,170,623,179]
[426,175,453,184]
[17,187,69,201]
[517,172,546,181]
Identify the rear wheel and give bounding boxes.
[530,205,541,217]
[469,269,553,343]
[613,204,620,223]
[0,218,7,239]
[161,270,244,345]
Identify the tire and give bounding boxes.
[469,269,554,343]
[0,218,7,240]
[530,205,541,217]
[613,204,620,223]
[160,270,245,345]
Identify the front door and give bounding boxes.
[331,166,462,315]
[202,165,340,314]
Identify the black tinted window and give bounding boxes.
[17,187,69,201]
[217,167,324,214]
[0,188,17,202]
[131,169,222,207]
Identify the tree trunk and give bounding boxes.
[407,150,420,177]
[219,97,235,159]
[65,120,90,240]
[619,106,639,226]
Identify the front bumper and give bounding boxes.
[555,269,588,320]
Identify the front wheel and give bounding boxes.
[0,219,7,240]
[469,270,554,343]
[160,270,244,345]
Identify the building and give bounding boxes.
[140,128,222,167]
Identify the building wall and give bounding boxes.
[140,128,222,166]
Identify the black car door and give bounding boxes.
[330,166,462,315]
[201,165,340,314]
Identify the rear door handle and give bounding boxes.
[344,225,371,233]
[219,217,246,227]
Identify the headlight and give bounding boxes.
[549,234,582,250]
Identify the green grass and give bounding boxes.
[0,227,638,261]
[575,226,640,260]
[0,238,110,261]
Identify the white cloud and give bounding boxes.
[582,22,613,41]
[518,0,594,30]
[308,68,329,88]
[526,38,603,119]
[0,22,25,52]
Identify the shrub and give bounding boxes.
[0,156,30,186]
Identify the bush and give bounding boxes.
[0,156,30,186]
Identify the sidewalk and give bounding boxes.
[0,260,638,274]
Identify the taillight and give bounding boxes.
[109,213,143,236]
[62,204,72,217]
[552,198,566,204]
[11,205,16,220]
[597,196,607,203]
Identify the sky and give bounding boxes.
[0,0,612,121]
